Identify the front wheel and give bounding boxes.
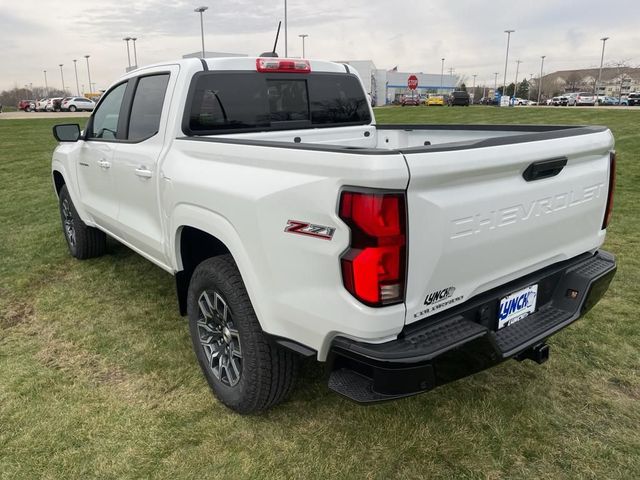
[58,185,106,259]
[69,105,77,112]
[187,255,298,414]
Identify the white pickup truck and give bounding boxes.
[51,56,617,413]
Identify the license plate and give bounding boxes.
[498,284,538,329]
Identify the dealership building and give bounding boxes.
[339,60,459,106]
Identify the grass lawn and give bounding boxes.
[1,108,638,479]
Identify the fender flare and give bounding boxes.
[51,162,94,225]
[170,203,270,331]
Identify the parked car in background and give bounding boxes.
[447,90,470,106]
[401,94,421,106]
[426,94,444,106]
[621,92,640,106]
[513,98,529,106]
[18,100,35,112]
[46,98,63,112]
[480,96,498,105]
[61,97,96,112]
[599,96,620,106]
[36,98,50,111]
[551,96,569,106]
[568,92,596,106]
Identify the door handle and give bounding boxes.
[135,167,153,179]
[98,159,111,169]
[522,157,567,182]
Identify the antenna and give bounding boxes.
[260,21,281,58]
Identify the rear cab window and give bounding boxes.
[183,71,371,135]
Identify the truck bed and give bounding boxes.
[183,123,609,153]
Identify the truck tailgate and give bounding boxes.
[403,128,614,325]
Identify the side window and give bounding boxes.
[128,74,170,141]
[88,82,127,140]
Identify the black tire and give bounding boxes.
[58,185,106,259]
[187,255,298,414]
[69,105,77,112]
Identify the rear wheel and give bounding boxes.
[187,255,298,414]
[58,185,106,259]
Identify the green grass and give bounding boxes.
[1,108,639,479]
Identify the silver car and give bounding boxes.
[568,92,595,106]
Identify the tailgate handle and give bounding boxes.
[523,157,567,182]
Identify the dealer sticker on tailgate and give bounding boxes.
[498,284,538,329]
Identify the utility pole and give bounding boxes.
[513,59,522,100]
[59,64,65,94]
[537,55,546,105]
[298,34,308,58]
[84,55,92,95]
[440,58,445,90]
[502,30,515,105]
[284,0,288,56]
[123,37,132,68]
[528,74,533,101]
[493,72,499,95]
[596,36,609,99]
[43,70,48,96]
[73,59,80,96]
[194,6,208,59]
[132,37,138,67]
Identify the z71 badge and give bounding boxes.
[284,220,335,240]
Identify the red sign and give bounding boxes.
[408,75,419,90]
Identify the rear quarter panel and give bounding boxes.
[164,139,409,359]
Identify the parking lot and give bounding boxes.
[0,111,91,120]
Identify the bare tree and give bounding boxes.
[606,59,635,100]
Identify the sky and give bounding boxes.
[0,0,638,92]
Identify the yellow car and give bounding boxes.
[426,95,444,106]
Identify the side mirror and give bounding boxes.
[53,124,81,142]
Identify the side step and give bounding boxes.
[328,369,415,403]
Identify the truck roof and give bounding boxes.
[122,57,357,78]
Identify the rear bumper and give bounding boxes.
[327,250,616,403]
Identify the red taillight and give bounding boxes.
[256,58,311,73]
[339,190,406,307]
[602,151,616,229]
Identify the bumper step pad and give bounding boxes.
[328,250,616,403]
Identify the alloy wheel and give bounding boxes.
[62,198,76,247]
[197,290,243,387]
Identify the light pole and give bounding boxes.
[123,37,132,68]
[132,37,138,67]
[298,34,308,58]
[194,6,208,59]
[85,55,92,94]
[537,55,546,105]
[502,29,515,105]
[73,59,80,96]
[513,59,522,100]
[59,64,65,94]
[440,58,445,90]
[596,36,609,98]
[43,70,48,96]
[284,0,288,56]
